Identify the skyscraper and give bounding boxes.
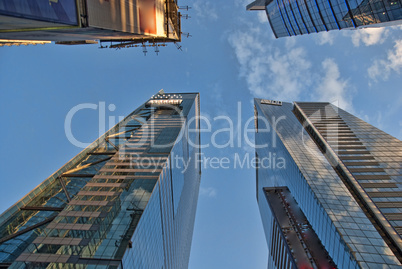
[0,91,201,268]
[247,0,402,37]
[254,99,402,268]
[0,0,182,48]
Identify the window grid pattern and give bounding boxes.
[121,96,200,269]
[298,102,402,242]
[261,0,402,37]
[0,104,153,265]
[264,187,336,268]
[255,100,401,268]
[1,93,201,269]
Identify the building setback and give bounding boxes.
[254,99,402,268]
[247,0,402,37]
[0,91,201,269]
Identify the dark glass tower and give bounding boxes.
[247,0,402,37]
[254,99,402,268]
[0,92,201,269]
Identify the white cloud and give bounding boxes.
[383,40,402,69]
[316,31,335,45]
[368,40,402,80]
[360,111,383,130]
[234,0,252,7]
[257,11,268,23]
[228,21,355,112]
[228,27,312,101]
[347,27,388,47]
[193,1,218,21]
[199,187,217,198]
[285,36,297,48]
[314,58,353,111]
[367,60,383,80]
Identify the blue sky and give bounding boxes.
[0,0,402,268]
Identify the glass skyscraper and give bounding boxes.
[0,0,182,48]
[254,99,402,268]
[0,92,201,269]
[247,0,402,37]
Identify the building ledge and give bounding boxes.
[246,0,267,10]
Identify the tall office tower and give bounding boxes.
[254,99,402,268]
[0,92,201,268]
[0,0,182,49]
[247,0,402,37]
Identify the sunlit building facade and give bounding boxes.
[247,0,402,37]
[0,0,182,48]
[0,92,201,268]
[254,99,402,268]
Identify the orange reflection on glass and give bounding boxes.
[138,0,156,34]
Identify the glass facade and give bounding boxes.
[0,1,182,48]
[263,186,336,268]
[0,92,201,269]
[254,99,402,268]
[248,0,402,37]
